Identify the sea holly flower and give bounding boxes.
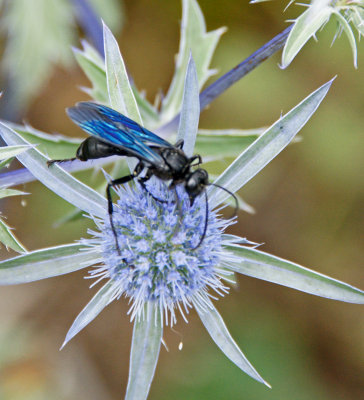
[80,178,238,328]
[1,22,364,400]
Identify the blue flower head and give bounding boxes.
[86,178,234,326]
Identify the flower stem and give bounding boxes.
[158,25,292,134]
[200,25,292,110]
[72,0,104,57]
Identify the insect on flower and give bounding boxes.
[47,102,237,252]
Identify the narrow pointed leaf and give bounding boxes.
[103,22,142,123]
[0,157,13,170]
[333,11,358,68]
[125,303,162,400]
[0,122,107,218]
[78,39,105,69]
[351,8,364,36]
[62,281,115,348]
[208,175,255,212]
[161,0,225,120]
[103,22,142,172]
[5,121,81,160]
[222,234,259,246]
[226,193,255,214]
[54,207,84,226]
[0,145,30,160]
[209,79,334,208]
[0,217,26,253]
[177,55,200,157]
[220,267,238,287]
[226,245,364,304]
[282,7,332,68]
[73,44,108,103]
[0,243,98,284]
[195,299,270,387]
[0,188,27,199]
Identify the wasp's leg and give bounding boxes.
[189,154,202,167]
[47,157,77,167]
[168,183,184,239]
[139,179,169,203]
[138,171,170,204]
[106,166,143,255]
[175,139,184,149]
[107,161,144,213]
[139,176,168,203]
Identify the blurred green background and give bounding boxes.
[0,1,363,399]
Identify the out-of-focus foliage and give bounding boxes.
[1,0,75,108]
[0,0,123,111]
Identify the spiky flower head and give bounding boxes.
[85,178,237,326]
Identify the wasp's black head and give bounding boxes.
[185,168,209,205]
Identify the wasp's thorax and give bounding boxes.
[153,147,190,179]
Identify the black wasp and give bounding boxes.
[48,102,236,252]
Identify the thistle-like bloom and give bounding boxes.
[0,22,363,400]
[84,179,239,327]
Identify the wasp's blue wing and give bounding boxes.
[67,102,172,165]
[80,102,172,147]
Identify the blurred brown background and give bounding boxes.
[0,1,363,399]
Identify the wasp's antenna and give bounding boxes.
[207,182,239,218]
[192,190,209,250]
[106,183,121,255]
[170,185,184,239]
